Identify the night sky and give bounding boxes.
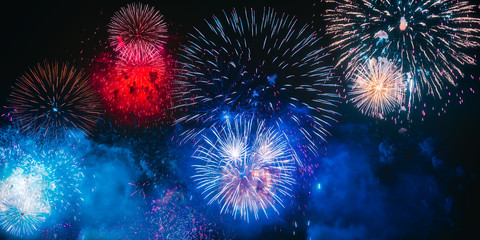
[1,0,480,239]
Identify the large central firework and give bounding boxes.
[175,8,339,154]
[192,117,296,222]
[325,0,480,102]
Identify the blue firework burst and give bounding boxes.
[175,8,340,155]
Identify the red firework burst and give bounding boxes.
[91,53,173,127]
[108,3,167,65]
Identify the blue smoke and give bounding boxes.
[306,124,461,239]
[77,142,149,239]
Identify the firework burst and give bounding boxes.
[0,127,84,237]
[0,164,51,237]
[8,61,102,137]
[325,0,480,102]
[109,3,168,65]
[350,57,406,118]
[175,8,339,154]
[192,117,296,222]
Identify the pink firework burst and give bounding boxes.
[108,3,167,65]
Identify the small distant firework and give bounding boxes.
[0,166,51,237]
[8,61,102,136]
[128,173,153,200]
[109,3,167,65]
[350,57,405,118]
[175,8,339,154]
[91,56,173,127]
[325,0,480,102]
[0,128,83,237]
[193,118,296,222]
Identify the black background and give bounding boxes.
[1,0,479,239]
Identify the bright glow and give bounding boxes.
[0,166,51,237]
[399,16,407,31]
[228,145,242,159]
